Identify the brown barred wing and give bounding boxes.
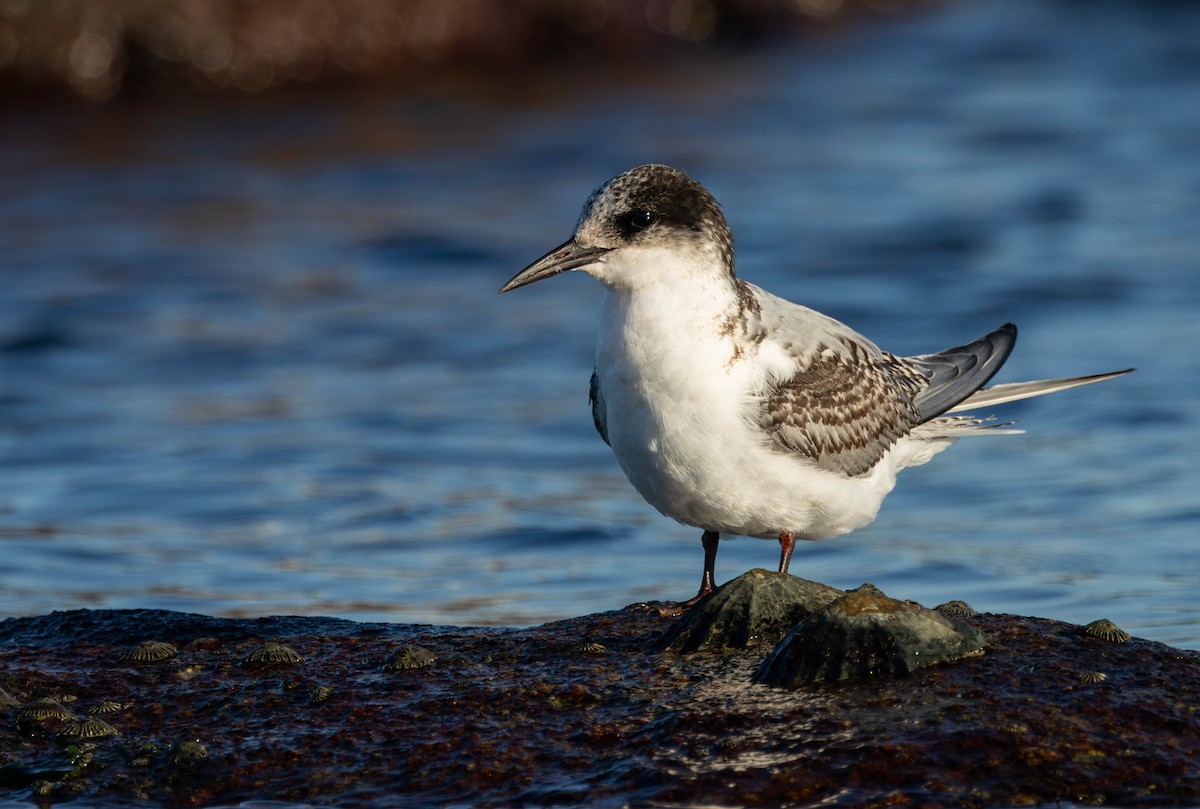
[759,339,926,477]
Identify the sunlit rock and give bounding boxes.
[659,568,843,652]
[754,584,987,686]
[0,607,1192,805]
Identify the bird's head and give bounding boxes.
[499,164,735,294]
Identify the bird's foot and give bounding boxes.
[627,600,694,618]
[627,586,713,618]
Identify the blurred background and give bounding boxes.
[1,0,1197,647]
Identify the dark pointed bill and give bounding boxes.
[499,240,612,293]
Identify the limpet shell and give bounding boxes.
[574,642,608,655]
[1079,671,1108,683]
[130,743,158,767]
[168,739,208,766]
[659,568,844,653]
[87,701,131,715]
[935,600,977,617]
[1079,619,1131,643]
[15,699,75,722]
[754,585,987,687]
[59,717,120,739]
[243,642,303,666]
[120,640,177,663]
[383,644,435,671]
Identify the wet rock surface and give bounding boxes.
[755,584,988,686]
[0,605,1197,807]
[659,568,844,652]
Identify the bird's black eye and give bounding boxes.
[618,209,658,237]
[631,209,657,230]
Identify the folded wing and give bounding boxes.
[760,324,1023,477]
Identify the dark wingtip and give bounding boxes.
[911,323,1019,423]
[986,323,1018,375]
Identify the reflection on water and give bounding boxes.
[1,0,1198,647]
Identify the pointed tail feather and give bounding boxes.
[946,368,1134,414]
[916,415,1026,439]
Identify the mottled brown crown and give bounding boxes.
[580,164,735,272]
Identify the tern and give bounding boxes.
[500,164,1131,608]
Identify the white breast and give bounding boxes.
[594,280,902,541]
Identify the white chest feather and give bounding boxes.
[596,281,753,462]
[593,279,900,540]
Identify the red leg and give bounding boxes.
[778,531,795,575]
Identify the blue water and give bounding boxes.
[1,0,1197,648]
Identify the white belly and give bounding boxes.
[595,288,899,541]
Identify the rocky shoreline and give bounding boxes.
[1,574,1197,807]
